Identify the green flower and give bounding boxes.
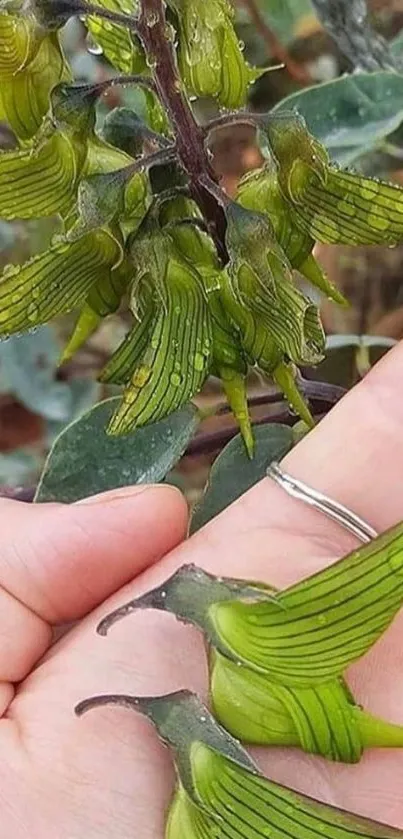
[237,163,348,305]
[0,7,71,141]
[264,111,403,245]
[161,204,255,454]
[224,201,325,367]
[169,0,265,108]
[102,221,212,435]
[76,689,403,838]
[0,81,135,220]
[210,650,403,762]
[85,0,145,74]
[97,521,403,762]
[0,227,123,336]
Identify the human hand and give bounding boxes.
[2,344,403,838]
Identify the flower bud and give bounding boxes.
[85,0,146,75]
[169,0,265,108]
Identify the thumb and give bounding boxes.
[0,484,188,625]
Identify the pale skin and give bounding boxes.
[2,343,403,839]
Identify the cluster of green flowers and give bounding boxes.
[76,522,403,838]
[2,0,403,455]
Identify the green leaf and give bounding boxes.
[35,399,200,503]
[258,0,315,45]
[190,423,293,533]
[0,228,122,337]
[272,71,403,165]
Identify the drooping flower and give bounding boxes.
[263,110,403,246]
[76,689,403,837]
[96,521,403,761]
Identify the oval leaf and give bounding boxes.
[190,423,293,533]
[35,398,201,503]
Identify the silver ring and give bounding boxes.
[266,461,378,544]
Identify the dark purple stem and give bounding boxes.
[136,0,227,259]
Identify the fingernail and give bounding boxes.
[75,484,168,505]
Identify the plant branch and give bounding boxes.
[136,0,228,260]
[204,111,260,138]
[235,0,311,84]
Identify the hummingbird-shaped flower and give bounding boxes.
[103,218,213,435]
[263,111,403,247]
[0,4,71,140]
[76,689,403,838]
[0,80,141,220]
[97,521,403,761]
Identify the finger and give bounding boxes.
[9,343,403,835]
[0,485,187,703]
[0,484,188,624]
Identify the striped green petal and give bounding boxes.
[61,258,132,362]
[0,12,43,76]
[0,31,71,141]
[210,521,403,686]
[220,269,283,373]
[100,282,155,384]
[211,647,403,760]
[210,649,363,760]
[236,166,347,306]
[76,691,403,839]
[0,131,82,220]
[293,166,403,246]
[193,734,402,839]
[0,228,122,336]
[85,0,146,73]
[107,261,212,434]
[264,111,329,203]
[219,365,254,458]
